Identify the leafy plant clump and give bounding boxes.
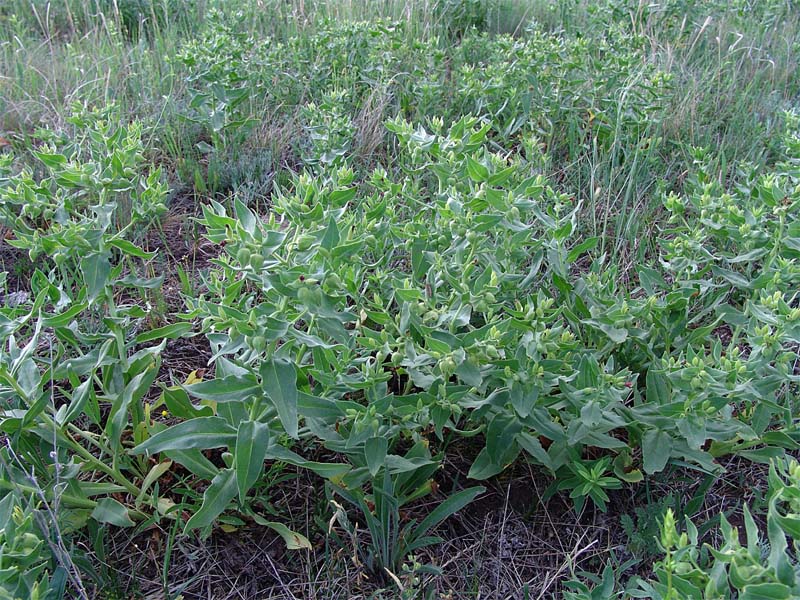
[566,457,800,599]
[2,103,799,593]
[0,0,799,596]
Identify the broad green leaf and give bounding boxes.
[739,583,793,600]
[638,267,667,296]
[642,429,673,474]
[115,274,164,289]
[260,358,298,439]
[60,377,94,425]
[266,445,350,478]
[517,432,554,470]
[465,156,489,182]
[42,302,89,328]
[412,486,484,541]
[713,267,752,289]
[487,165,516,186]
[329,187,357,204]
[677,417,706,450]
[594,322,627,343]
[161,386,214,419]
[91,498,134,528]
[468,446,508,480]
[107,238,156,259]
[235,421,270,501]
[566,236,599,263]
[135,461,172,505]
[364,437,388,476]
[553,219,573,241]
[184,374,260,403]
[134,322,193,344]
[384,454,436,475]
[728,247,768,264]
[395,288,424,302]
[761,431,800,449]
[297,392,344,420]
[646,370,670,405]
[75,482,128,497]
[185,468,238,532]
[736,446,786,465]
[320,217,340,250]
[80,252,111,302]
[164,449,219,480]
[486,415,521,463]
[131,417,236,455]
[249,512,312,550]
[234,197,257,234]
[455,360,482,387]
[108,364,159,452]
[767,495,795,585]
[35,151,67,169]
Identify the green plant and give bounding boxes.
[0,104,167,267]
[300,89,357,167]
[1,1,799,595]
[0,489,67,600]
[329,467,483,585]
[0,109,193,593]
[435,0,487,38]
[563,563,626,600]
[549,456,624,513]
[621,494,680,561]
[129,359,341,541]
[175,13,261,151]
[180,110,800,523]
[569,457,800,599]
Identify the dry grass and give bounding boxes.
[80,448,775,599]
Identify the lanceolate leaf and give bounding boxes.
[248,511,312,550]
[164,449,220,480]
[131,417,236,455]
[61,376,94,425]
[260,358,298,439]
[134,322,193,344]
[185,468,238,532]
[135,461,173,505]
[108,363,159,452]
[266,445,350,478]
[106,238,156,259]
[235,420,270,501]
[646,370,670,405]
[364,437,388,476]
[184,373,260,403]
[80,251,112,303]
[517,432,554,470]
[410,486,484,542]
[262,521,312,550]
[642,429,673,475]
[91,498,135,528]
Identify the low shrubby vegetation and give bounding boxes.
[0,0,799,598]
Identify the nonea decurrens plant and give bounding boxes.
[0,0,799,597]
